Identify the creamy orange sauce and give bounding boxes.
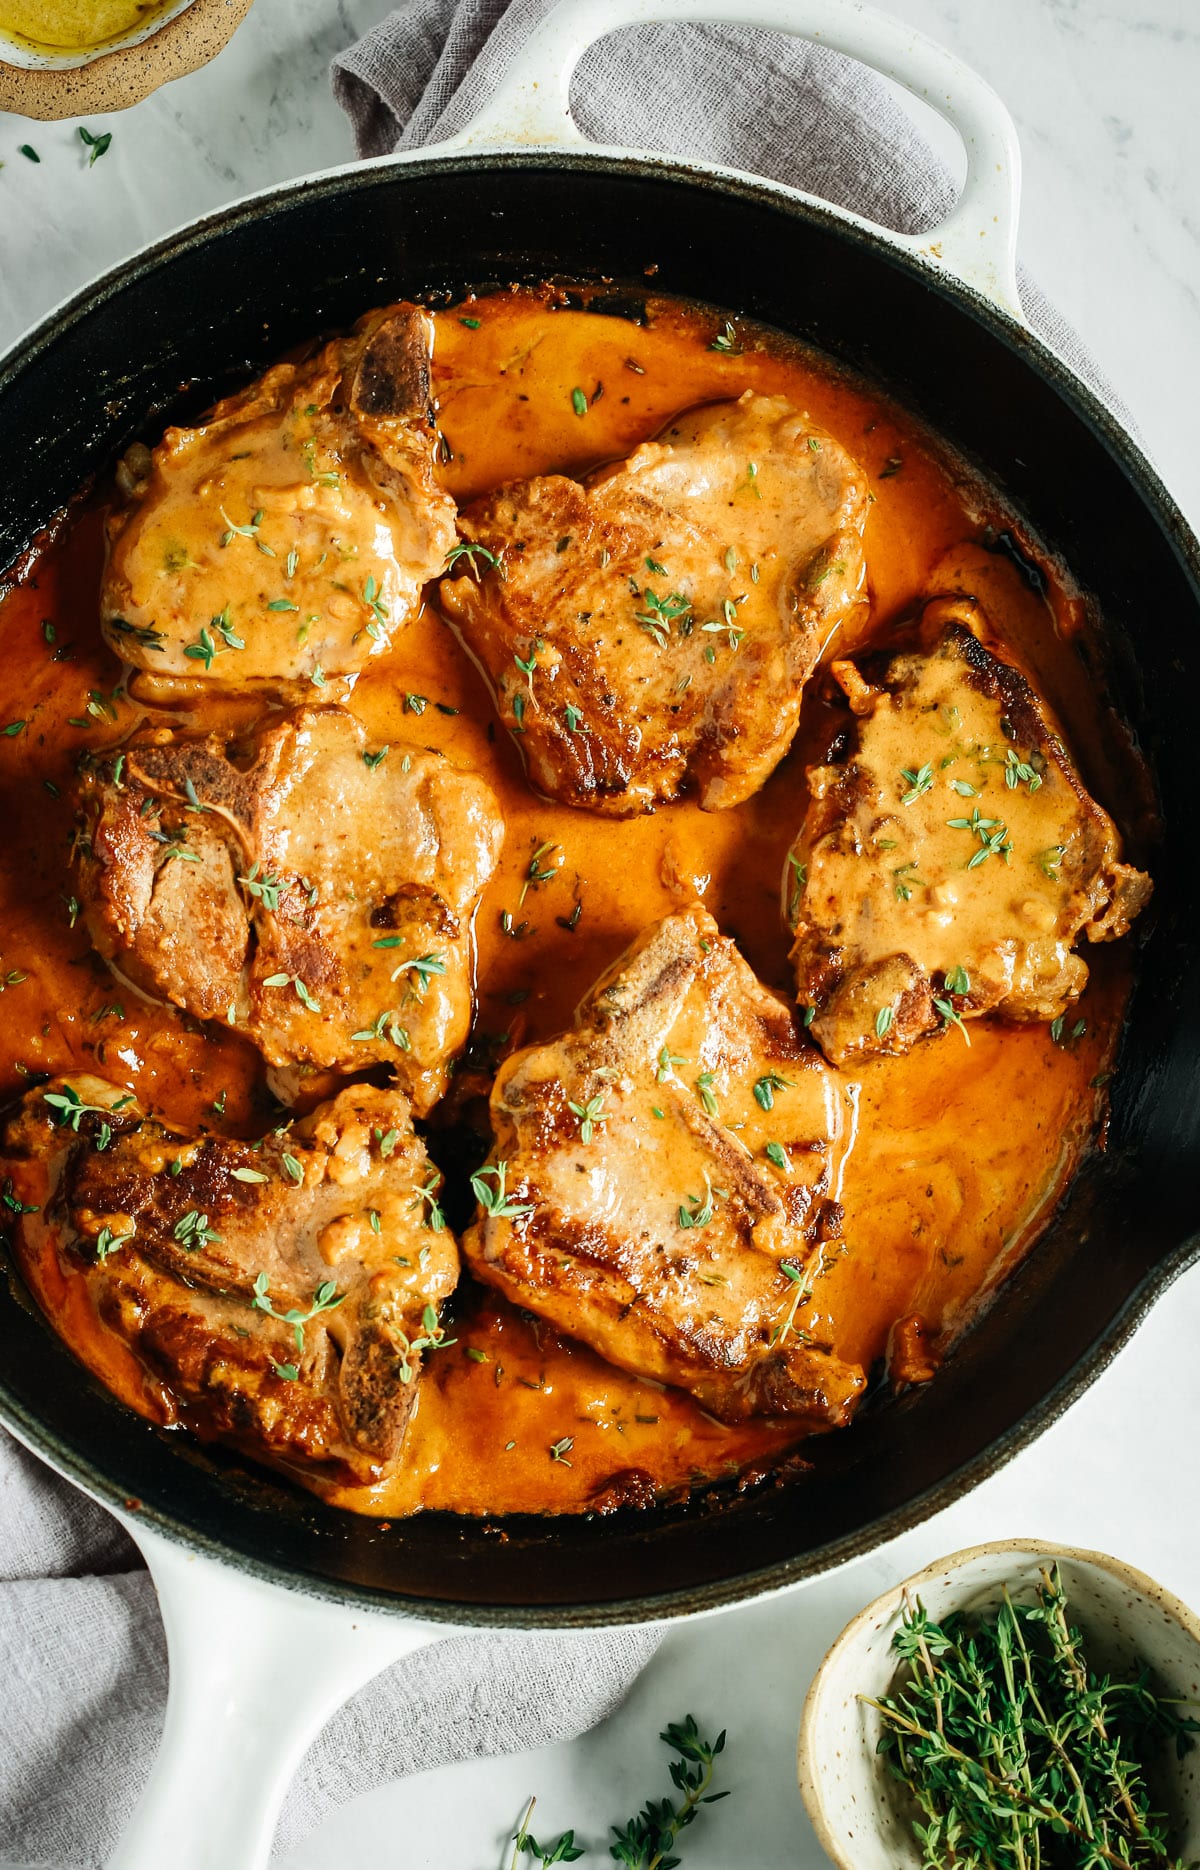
[0,289,1131,1516]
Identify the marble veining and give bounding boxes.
[0,3,1197,1865]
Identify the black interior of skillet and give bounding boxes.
[2,156,1200,1625]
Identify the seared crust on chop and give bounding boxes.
[102,303,457,689]
[74,706,504,1111]
[440,392,868,816]
[463,906,865,1427]
[787,597,1153,1065]
[1,1077,458,1485]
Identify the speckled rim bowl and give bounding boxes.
[0,0,252,115]
[797,1538,1200,1870]
[0,0,195,68]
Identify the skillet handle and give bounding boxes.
[432,0,1024,321]
[105,1519,442,1870]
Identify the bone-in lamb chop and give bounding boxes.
[462,906,865,1427]
[439,391,869,815]
[1,1077,458,1485]
[787,597,1153,1066]
[74,706,504,1112]
[102,304,457,689]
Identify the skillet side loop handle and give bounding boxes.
[106,1520,441,1870]
[437,0,1024,322]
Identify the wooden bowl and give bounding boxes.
[0,0,253,118]
[797,1538,1200,1869]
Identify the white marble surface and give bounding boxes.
[1,2,1198,1866]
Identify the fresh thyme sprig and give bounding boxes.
[678,1174,717,1230]
[238,863,281,912]
[866,1565,1199,1869]
[900,762,934,805]
[43,1084,134,1133]
[391,1303,456,1384]
[78,125,113,167]
[770,1258,812,1347]
[520,840,562,906]
[609,1716,729,1868]
[633,585,692,649]
[709,319,742,355]
[786,853,807,928]
[567,1093,609,1143]
[947,803,1014,869]
[510,1714,728,1869]
[510,1798,584,1866]
[471,1160,535,1221]
[445,540,505,580]
[753,1071,792,1112]
[384,948,446,996]
[412,1171,446,1231]
[251,1275,344,1372]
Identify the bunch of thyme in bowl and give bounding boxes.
[866,1563,1200,1868]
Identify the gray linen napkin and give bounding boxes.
[0,1430,659,1865]
[1,9,1109,1868]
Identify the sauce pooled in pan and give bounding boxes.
[0,289,1141,1516]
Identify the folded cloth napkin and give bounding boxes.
[2,8,1105,1868]
[0,1429,659,1865]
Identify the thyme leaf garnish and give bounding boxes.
[900,762,934,805]
[512,1715,728,1870]
[413,1172,446,1232]
[471,1161,535,1221]
[770,1258,813,1347]
[43,1085,133,1133]
[948,804,1013,869]
[174,1209,221,1250]
[1005,747,1044,792]
[753,1072,792,1112]
[237,863,281,912]
[95,1223,133,1261]
[678,1175,716,1230]
[383,949,446,995]
[445,541,505,580]
[786,853,807,928]
[567,1094,609,1144]
[78,126,113,167]
[656,1045,687,1084]
[252,1274,344,1357]
[519,840,560,906]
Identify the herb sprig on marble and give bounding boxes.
[510,1714,728,1868]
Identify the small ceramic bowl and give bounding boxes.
[0,0,253,117]
[798,1538,1200,1869]
[0,0,196,69]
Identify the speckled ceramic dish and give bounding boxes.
[798,1538,1200,1869]
[0,0,195,68]
[0,0,252,116]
